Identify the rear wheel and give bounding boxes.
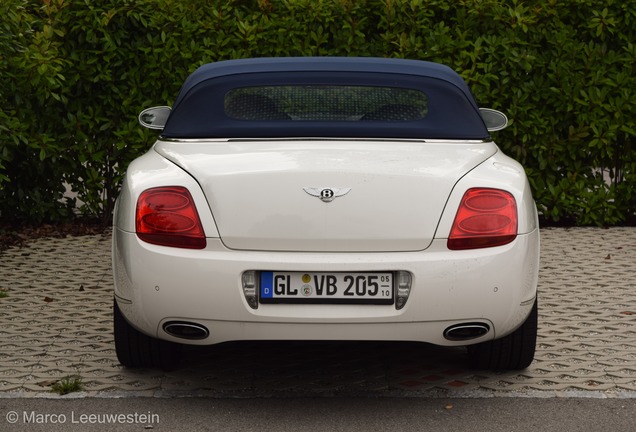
[113,300,182,371]
[467,298,538,370]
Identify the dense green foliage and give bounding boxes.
[1,0,634,225]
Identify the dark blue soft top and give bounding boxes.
[161,57,490,140]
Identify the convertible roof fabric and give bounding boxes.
[161,57,490,140]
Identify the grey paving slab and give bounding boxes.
[0,227,635,398]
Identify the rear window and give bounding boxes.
[224,86,428,122]
[162,68,490,140]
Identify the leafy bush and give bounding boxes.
[0,0,634,225]
[0,0,76,223]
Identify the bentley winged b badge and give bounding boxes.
[303,187,351,203]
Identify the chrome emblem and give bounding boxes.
[303,187,351,202]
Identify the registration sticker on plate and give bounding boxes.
[259,272,394,304]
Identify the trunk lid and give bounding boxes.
[154,139,497,252]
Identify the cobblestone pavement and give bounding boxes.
[0,228,635,398]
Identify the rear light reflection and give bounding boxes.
[448,188,517,250]
[136,186,206,249]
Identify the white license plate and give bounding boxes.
[259,271,394,304]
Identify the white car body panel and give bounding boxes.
[154,139,499,252]
[113,228,538,346]
[113,138,539,347]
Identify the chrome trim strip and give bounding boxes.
[158,137,492,144]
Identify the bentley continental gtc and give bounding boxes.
[113,57,539,371]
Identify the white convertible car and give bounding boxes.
[113,57,539,371]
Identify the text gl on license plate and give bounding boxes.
[260,272,394,304]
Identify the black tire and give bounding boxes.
[467,298,538,370]
[113,299,182,371]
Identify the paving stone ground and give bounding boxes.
[0,227,635,398]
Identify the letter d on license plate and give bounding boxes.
[260,271,394,305]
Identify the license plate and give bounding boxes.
[259,271,394,304]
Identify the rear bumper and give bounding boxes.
[113,227,539,346]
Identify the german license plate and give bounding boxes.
[259,271,394,304]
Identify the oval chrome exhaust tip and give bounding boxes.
[443,323,490,341]
[163,321,209,340]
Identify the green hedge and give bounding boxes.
[1,0,634,225]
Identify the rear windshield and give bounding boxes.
[162,70,490,140]
[224,86,428,122]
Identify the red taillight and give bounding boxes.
[447,188,517,250]
[136,186,206,249]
